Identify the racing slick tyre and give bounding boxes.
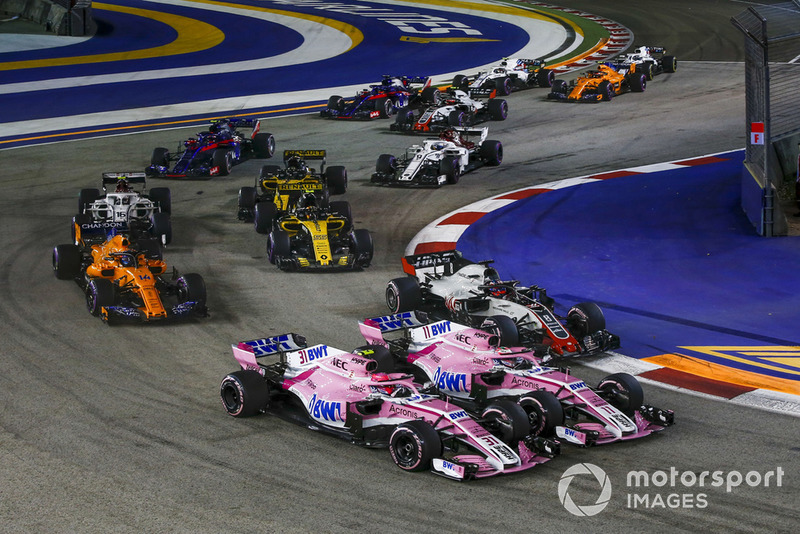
[148,187,172,215]
[566,302,606,340]
[353,344,394,373]
[376,154,397,174]
[479,140,503,166]
[487,98,508,121]
[150,211,172,245]
[150,147,170,167]
[421,86,441,105]
[481,399,531,445]
[389,420,442,472]
[137,238,163,261]
[662,55,677,73]
[549,79,569,99]
[386,277,422,313]
[452,74,469,90]
[177,273,207,309]
[238,186,257,210]
[53,244,81,280]
[329,200,353,225]
[212,149,233,176]
[447,110,466,127]
[629,72,646,93]
[350,228,374,268]
[78,188,100,213]
[494,76,513,96]
[597,373,644,417]
[86,278,116,316]
[259,165,282,180]
[598,80,614,101]
[537,68,555,88]
[220,370,270,417]
[638,62,654,81]
[392,109,415,131]
[440,157,461,185]
[252,132,276,158]
[375,97,393,118]
[267,230,291,266]
[254,201,277,235]
[325,166,348,195]
[481,315,519,347]
[518,390,564,438]
[326,95,344,112]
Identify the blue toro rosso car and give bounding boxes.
[145,118,275,178]
[320,75,441,120]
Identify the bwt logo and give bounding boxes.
[447,410,469,420]
[248,335,293,356]
[308,393,340,422]
[375,312,415,331]
[298,345,329,365]
[568,381,587,391]
[558,463,612,517]
[433,367,467,392]
[423,321,451,338]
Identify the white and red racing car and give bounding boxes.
[391,88,507,134]
[371,128,502,187]
[386,250,619,361]
[608,46,677,80]
[220,332,558,480]
[452,57,556,95]
[359,312,674,446]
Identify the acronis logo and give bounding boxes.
[433,367,467,393]
[246,334,294,356]
[308,393,341,422]
[374,312,416,331]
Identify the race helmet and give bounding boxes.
[184,137,198,148]
[115,179,131,193]
[287,156,307,176]
[371,372,396,395]
[440,129,457,142]
[297,191,317,210]
[485,279,508,298]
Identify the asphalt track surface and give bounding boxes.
[1,1,798,533]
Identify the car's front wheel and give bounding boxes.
[481,399,531,444]
[389,420,442,472]
[386,277,422,313]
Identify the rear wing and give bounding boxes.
[232,333,308,373]
[401,249,469,276]
[468,87,497,100]
[283,149,327,162]
[102,172,146,189]
[359,313,470,350]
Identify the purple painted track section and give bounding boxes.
[457,150,800,380]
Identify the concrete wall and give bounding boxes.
[1,0,94,36]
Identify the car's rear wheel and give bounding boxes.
[518,390,564,437]
[389,420,442,472]
[452,74,469,90]
[394,109,415,129]
[254,201,277,235]
[662,55,677,73]
[148,187,171,215]
[238,186,257,210]
[253,132,276,158]
[537,69,555,87]
[495,76,513,96]
[259,165,282,180]
[53,244,81,280]
[597,373,644,417]
[150,211,172,245]
[386,277,422,313]
[78,188,100,213]
[86,278,115,316]
[629,73,646,93]
[220,370,270,417]
[447,110,465,127]
[420,86,441,105]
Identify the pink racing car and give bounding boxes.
[220,333,558,480]
[359,312,674,446]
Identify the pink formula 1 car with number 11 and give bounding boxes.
[359,312,674,447]
[219,333,558,480]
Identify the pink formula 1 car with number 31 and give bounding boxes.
[219,333,559,480]
[359,312,674,447]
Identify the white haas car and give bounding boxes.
[359,312,673,446]
[74,172,172,246]
[391,88,507,134]
[452,57,556,96]
[609,46,677,80]
[386,250,620,361]
[371,127,502,187]
[220,332,558,480]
